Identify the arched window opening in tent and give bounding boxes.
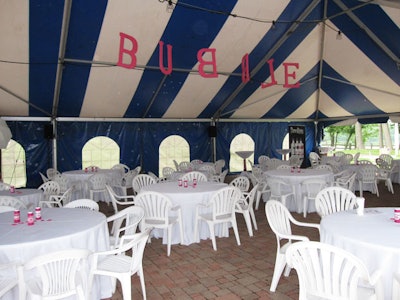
[159,135,190,176]
[1,140,27,187]
[82,136,120,169]
[230,133,255,172]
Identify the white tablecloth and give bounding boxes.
[264,169,333,213]
[0,189,43,209]
[320,207,400,300]
[141,181,227,245]
[63,169,122,202]
[0,208,112,300]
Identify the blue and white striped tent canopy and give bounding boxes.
[0,0,399,123]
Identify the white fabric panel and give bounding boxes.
[81,0,173,117]
[163,0,290,118]
[382,6,400,28]
[287,91,318,119]
[233,25,322,118]
[0,1,29,116]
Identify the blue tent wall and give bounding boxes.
[6,120,316,187]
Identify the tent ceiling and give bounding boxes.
[0,0,399,123]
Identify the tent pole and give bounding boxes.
[51,119,57,171]
[211,120,216,163]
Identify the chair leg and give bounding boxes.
[270,253,286,292]
[255,192,261,210]
[249,208,258,230]
[231,218,241,247]
[242,211,253,237]
[119,274,132,300]
[207,222,217,251]
[167,226,172,256]
[303,196,308,218]
[138,267,147,300]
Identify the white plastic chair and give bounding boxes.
[46,168,60,181]
[315,164,333,172]
[194,186,242,251]
[181,171,208,182]
[309,152,320,168]
[40,186,74,208]
[265,200,320,292]
[334,171,357,193]
[107,205,144,249]
[38,181,60,202]
[132,174,156,195]
[255,180,271,210]
[87,173,109,202]
[353,152,360,163]
[301,178,327,218]
[229,175,250,193]
[214,159,225,174]
[0,196,27,210]
[20,249,92,300]
[315,186,357,217]
[197,164,216,177]
[358,164,379,197]
[111,163,130,173]
[210,169,228,183]
[162,166,176,181]
[113,167,141,196]
[105,184,135,215]
[266,177,295,209]
[135,191,183,256]
[178,161,193,172]
[235,184,258,237]
[64,199,99,211]
[0,182,11,191]
[258,155,270,165]
[286,241,383,300]
[0,261,19,298]
[89,228,151,300]
[376,163,397,194]
[52,173,70,194]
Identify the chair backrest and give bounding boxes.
[379,153,393,167]
[88,173,109,189]
[181,171,208,182]
[57,186,74,207]
[301,178,327,199]
[108,206,145,248]
[111,163,130,173]
[309,152,320,167]
[197,164,216,175]
[0,205,17,212]
[38,181,60,200]
[190,159,203,168]
[258,155,270,165]
[64,199,99,211]
[229,176,250,192]
[178,161,193,172]
[357,159,372,165]
[359,165,378,182]
[134,191,172,224]
[162,167,176,180]
[132,174,156,195]
[277,164,291,170]
[214,159,225,174]
[267,177,293,199]
[286,241,379,300]
[333,151,345,157]
[22,248,91,299]
[52,173,70,193]
[46,168,60,180]
[315,186,357,217]
[173,160,180,171]
[266,158,287,170]
[0,196,27,210]
[265,200,297,240]
[342,153,353,164]
[315,164,333,172]
[0,182,11,191]
[209,186,242,221]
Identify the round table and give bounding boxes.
[141,181,227,245]
[0,188,43,209]
[63,169,123,201]
[264,168,333,213]
[0,208,112,300]
[320,207,400,300]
